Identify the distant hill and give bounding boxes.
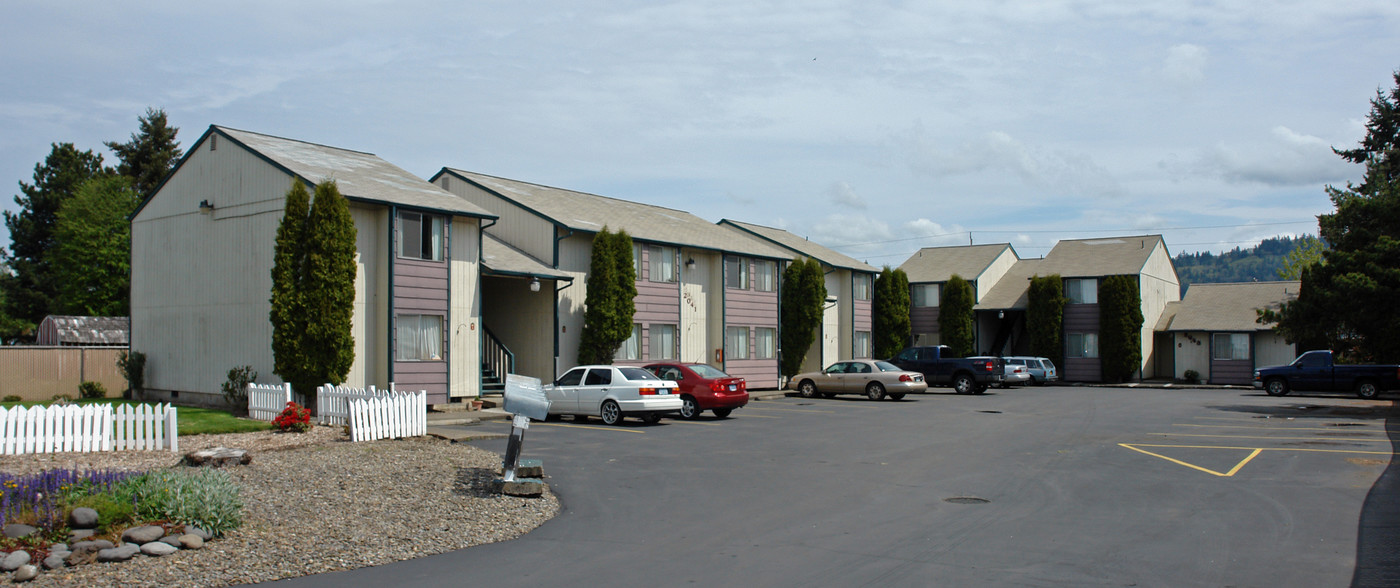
[1173,235,1315,290]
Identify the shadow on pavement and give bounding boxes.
[1352,402,1400,587]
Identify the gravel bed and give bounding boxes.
[0,427,559,587]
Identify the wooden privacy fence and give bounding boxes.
[349,391,427,442]
[0,403,178,455]
[0,347,127,402]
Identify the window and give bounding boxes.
[853,274,872,301]
[584,368,612,386]
[649,324,677,359]
[726,326,749,360]
[1212,333,1250,360]
[633,242,642,279]
[854,331,872,358]
[1067,333,1099,358]
[555,368,586,387]
[725,256,749,289]
[755,328,776,359]
[912,284,940,307]
[1065,278,1098,304]
[397,211,445,261]
[649,245,677,283]
[616,323,641,361]
[754,260,777,292]
[396,315,443,361]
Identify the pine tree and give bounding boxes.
[939,275,975,357]
[781,257,827,377]
[104,108,182,196]
[1099,275,1144,382]
[1027,274,1067,366]
[872,267,911,359]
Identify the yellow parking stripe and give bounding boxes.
[1150,432,1387,443]
[1120,443,1261,477]
[1173,423,1380,433]
[534,422,645,434]
[1127,443,1392,455]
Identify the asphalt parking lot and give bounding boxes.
[274,385,1399,588]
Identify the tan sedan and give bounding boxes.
[787,359,928,401]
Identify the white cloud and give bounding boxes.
[894,126,1123,198]
[1183,125,1361,187]
[1161,44,1208,88]
[827,181,866,209]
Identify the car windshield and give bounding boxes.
[874,361,904,372]
[619,367,663,381]
[689,364,730,379]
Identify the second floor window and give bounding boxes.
[725,256,749,289]
[1065,278,1098,304]
[853,273,872,301]
[398,211,444,261]
[754,260,777,292]
[649,245,677,283]
[912,284,940,307]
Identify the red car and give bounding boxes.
[644,363,749,419]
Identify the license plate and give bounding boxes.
[728,384,737,391]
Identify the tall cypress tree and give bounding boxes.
[578,227,636,365]
[1099,275,1144,382]
[1027,274,1067,365]
[939,275,975,357]
[872,266,911,359]
[271,181,310,391]
[781,257,827,377]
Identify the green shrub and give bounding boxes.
[939,275,976,357]
[2,395,20,403]
[116,350,146,399]
[221,365,258,414]
[1099,275,1144,383]
[66,493,137,533]
[1183,369,1201,384]
[78,381,106,399]
[114,469,243,537]
[1027,275,1067,366]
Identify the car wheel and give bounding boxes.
[679,396,700,419]
[1357,380,1380,400]
[888,393,906,401]
[600,401,622,425]
[1265,378,1289,397]
[799,380,818,398]
[712,408,733,418]
[641,413,662,425]
[953,374,975,395]
[866,382,886,401]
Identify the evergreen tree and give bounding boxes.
[1027,274,1066,366]
[269,180,357,407]
[1,143,110,333]
[104,108,182,196]
[1276,236,1327,280]
[939,275,975,357]
[872,266,911,359]
[577,228,637,364]
[1263,70,1400,361]
[1099,275,1144,382]
[52,175,140,316]
[781,257,827,377]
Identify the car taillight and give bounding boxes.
[639,388,657,395]
[711,381,724,392]
[983,360,995,371]
[899,374,912,382]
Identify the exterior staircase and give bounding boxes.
[482,326,513,396]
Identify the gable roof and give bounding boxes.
[437,169,790,259]
[1155,281,1299,332]
[482,233,572,281]
[718,220,876,272]
[36,315,129,346]
[898,243,1015,284]
[136,126,494,220]
[974,259,1047,310]
[975,235,1169,310]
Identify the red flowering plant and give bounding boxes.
[272,401,312,433]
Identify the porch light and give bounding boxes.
[685,257,696,269]
[529,277,541,292]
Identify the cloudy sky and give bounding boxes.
[3,1,1396,265]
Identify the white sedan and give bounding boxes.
[544,365,682,425]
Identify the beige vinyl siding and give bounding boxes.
[1254,332,1296,369]
[349,206,388,391]
[448,216,482,399]
[131,136,296,401]
[441,178,555,262]
[976,248,1021,301]
[1138,245,1181,379]
[553,232,593,375]
[681,250,716,366]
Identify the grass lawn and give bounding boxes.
[0,398,275,436]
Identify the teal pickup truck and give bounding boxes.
[1253,350,1400,399]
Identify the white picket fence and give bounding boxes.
[246,382,306,421]
[348,391,427,443]
[0,403,179,455]
[316,383,401,426]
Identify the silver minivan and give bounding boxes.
[1005,356,1059,385]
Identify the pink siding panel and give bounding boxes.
[726,289,779,327]
[853,299,872,331]
[724,358,780,389]
[635,280,680,324]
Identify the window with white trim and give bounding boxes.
[649,324,678,359]
[725,256,749,290]
[755,328,777,359]
[854,331,872,358]
[1065,278,1098,304]
[397,211,444,261]
[649,245,677,283]
[853,274,872,301]
[912,284,940,307]
[616,323,641,361]
[396,314,444,361]
[754,260,777,292]
[1212,333,1249,360]
[726,326,749,360]
[1067,333,1099,358]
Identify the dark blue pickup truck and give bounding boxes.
[1253,350,1400,399]
[888,345,1005,394]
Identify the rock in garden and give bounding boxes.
[42,554,66,570]
[184,446,251,467]
[184,526,214,541]
[12,564,37,582]
[1,550,30,571]
[179,534,205,549]
[68,507,99,529]
[68,529,95,540]
[71,539,114,551]
[122,525,165,544]
[96,544,140,562]
[66,544,101,566]
[2,524,36,539]
[140,542,179,556]
[159,535,182,547]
